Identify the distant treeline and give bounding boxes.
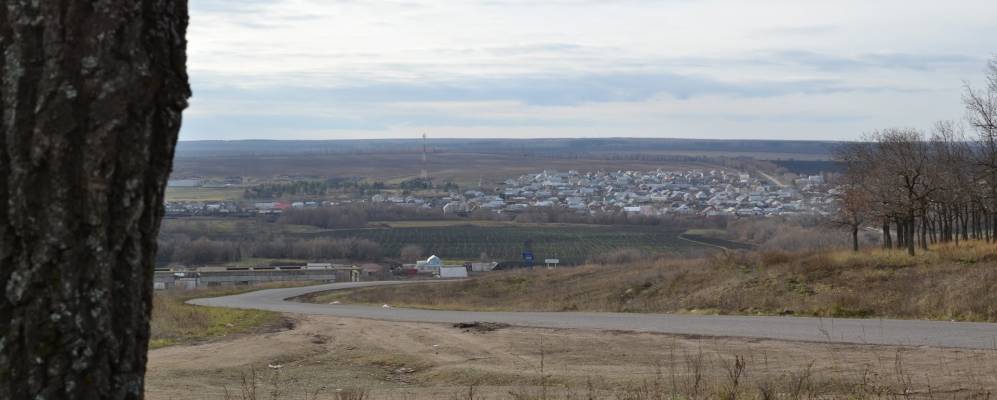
[489,207,727,229]
[243,178,386,199]
[276,204,452,229]
[276,203,727,230]
[175,137,837,158]
[397,177,460,192]
[156,236,382,265]
[771,160,844,176]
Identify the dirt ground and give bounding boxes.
[146,315,997,399]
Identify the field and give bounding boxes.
[150,285,291,349]
[679,233,756,250]
[146,314,997,399]
[171,152,725,188]
[160,218,725,265]
[303,223,716,264]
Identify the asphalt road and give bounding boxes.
[190,281,997,349]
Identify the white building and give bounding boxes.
[439,266,468,278]
[416,255,443,271]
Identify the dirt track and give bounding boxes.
[146,315,997,399]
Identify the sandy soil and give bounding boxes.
[146,315,997,399]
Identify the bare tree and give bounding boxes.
[963,57,997,141]
[0,1,190,399]
[928,121,973,245]
[965,56,997,239]
[831,58,997,255]
[832,143,873,251]
[831,179,870,252]
[400,244,425,261]
[836,129,934,256]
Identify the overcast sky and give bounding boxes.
[182,0,996,141]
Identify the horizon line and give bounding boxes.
[178,136,852,143]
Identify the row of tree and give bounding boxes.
[500,206,727,229]
[834,58,997,255]
[243,178,388,200]
[275,200,736,230]
[276,204,454,229]
[156,236,383,265]
[243,180,332,199]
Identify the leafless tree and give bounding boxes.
[834,63,997,255]
[400,244,425,261]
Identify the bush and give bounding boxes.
[287,238,382,261]
[588,248,652,264]
[160,237,242,265]
[278,207,367,229]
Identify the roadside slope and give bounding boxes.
[191,280,997,349]
[308,243,997,322]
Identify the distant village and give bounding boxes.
[165,169,838,218]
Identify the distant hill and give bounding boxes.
[175,138,841,161]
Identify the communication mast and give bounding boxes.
[420,132,428,180]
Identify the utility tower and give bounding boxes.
[420,133,428,180]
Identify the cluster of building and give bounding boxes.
[153,262,388,290]
[164,199,334,216]
[401,255,497,278]
[165,169,837,219]
[440,169,837,217]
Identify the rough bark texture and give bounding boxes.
[0,1,190,399]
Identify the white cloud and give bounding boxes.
[182,0,997,140]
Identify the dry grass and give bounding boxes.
[302,241,997,321]
[147,314,997,400]
[165,186,247,201]
[150,282,318,349]
[208,328,997,400]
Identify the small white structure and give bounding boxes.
[416,255,444,271]
[439,266,468,278]
[471,262,498,272]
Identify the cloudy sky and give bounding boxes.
[182,0,996,141]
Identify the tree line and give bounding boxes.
[835,57,997,255]
[276,201,732,230]
[156,236,382,265]
[277,204,452,229]
[243,178,387,199]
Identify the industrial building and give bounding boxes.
[153,265,361,290]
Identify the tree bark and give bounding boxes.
[851,226,859,252]
[907,215,917,256]
[0,1,190,399]
[882,220,892,249]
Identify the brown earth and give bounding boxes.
[146,314,997,400]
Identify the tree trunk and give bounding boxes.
[852,226,859,252]
[883,220,892,249]
[906,215,916,256]
[0,1,190,399]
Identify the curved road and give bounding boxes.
[190,281,997,349]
